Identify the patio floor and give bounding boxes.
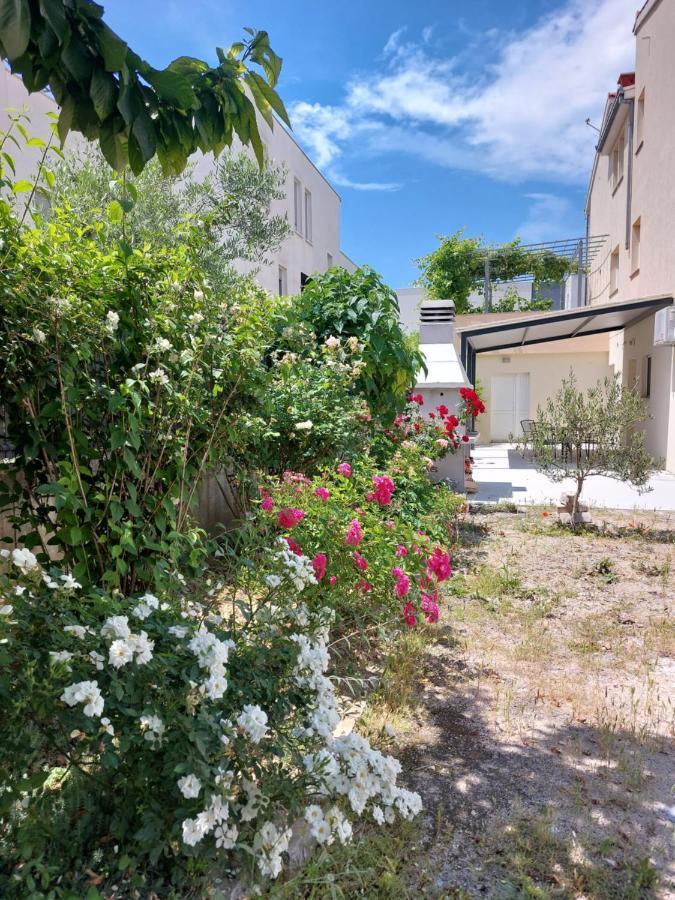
[471,443,675,512]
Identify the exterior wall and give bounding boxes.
[585,0,675,471]
[0,68,354,297]
[475,347,613,444]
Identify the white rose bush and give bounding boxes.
[0,543,421,894]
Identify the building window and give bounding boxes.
[635,88,645,152]
[326,252,333,269]
[609,129,624,192]
[609,245,620,295]
[304,189,312,243]
[642,355,652,398]
[293,178,302,235]
[278,265,287,296]
[631,217,641,275]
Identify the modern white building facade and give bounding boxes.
[0,66,356,297]
[585,0,675,471]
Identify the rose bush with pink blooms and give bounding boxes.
[251,454,464,633]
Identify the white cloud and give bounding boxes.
[517,193,577,243]
[288,0,636,187]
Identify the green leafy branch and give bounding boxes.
[0,0,290,174]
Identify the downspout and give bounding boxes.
[620,94,634,250]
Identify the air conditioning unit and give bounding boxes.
[654,306,675,345]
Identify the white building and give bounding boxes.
[0,66,356,296]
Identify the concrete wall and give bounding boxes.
[475,346,613,444]
[585,0,675,470]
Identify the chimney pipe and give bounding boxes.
[419,302,456,344]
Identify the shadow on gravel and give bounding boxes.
[398,625,671,898]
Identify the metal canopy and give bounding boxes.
[458,295,673,386]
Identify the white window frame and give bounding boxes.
[635,88,645,152]
[293,178,302,235]
[609,245,620,295]
[631,217,641,275]
[304,188,312,244]
[610,129,625,192]
[278,265,288,296]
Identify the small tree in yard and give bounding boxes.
[524,374,657,522]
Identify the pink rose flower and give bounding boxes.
[314,487,330,501]
[337,462,352,477]
[261,495,274,511]
[394,573,410,597]
[353,551,368,571]
[427,547,452,582]
[357,578,373,593]
[385,520,395,529]
[345,519,363,546]
[368,475,395,507]
[402,601,416,627]
[285,536,303,556]
[277,507,305,530]
[395,545,407,557]
[421,594,439,623]
[329,575,337,586]
[312,553,327,581]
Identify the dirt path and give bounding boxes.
[400,507,674,898]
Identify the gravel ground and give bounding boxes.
[398,507,674,898]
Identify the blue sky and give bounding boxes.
[105,0,636,287]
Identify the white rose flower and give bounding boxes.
[11,547,39,574]
[177,773,202,799]
[295,420,313,431]
[33,327,46,344]
[237,704,269,744]
[0,604,13,617]
[105,311,119,333]
[109,639,134,669]
[60,574,82,590]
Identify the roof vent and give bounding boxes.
[419,301,455,344]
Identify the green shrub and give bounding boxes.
[0,544,423,896]
[0,201,273,591]
[276,267,425,426]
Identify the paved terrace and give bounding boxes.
[471,443,675,512]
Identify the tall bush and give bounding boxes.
[278,267,425,425]
[0,200,273,590]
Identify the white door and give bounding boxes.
[490,374,530,440]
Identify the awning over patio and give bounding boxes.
[458,294,673,385]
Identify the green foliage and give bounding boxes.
[250,454,464,632]
[0,1,288,173]
[0,196,274,591]
[255,341,372,475]
[522,373,658,515]
[491,285,553,313]
[279,267,426,425]
[416,229,576,314]
[49,143,291,291]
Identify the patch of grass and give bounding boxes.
[593,556,619,585]
[469,560,525,603]
[568,613,623,656]
[265,821,424,899]
[489,811,658,899]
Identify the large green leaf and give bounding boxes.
[90,66,117,119]
[38,0,66,43]
[0,0,31,60]
[146,68,197,109]
[96,23,127,71]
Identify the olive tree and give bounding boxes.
[522,374,657,521]
[49,145,290,290]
